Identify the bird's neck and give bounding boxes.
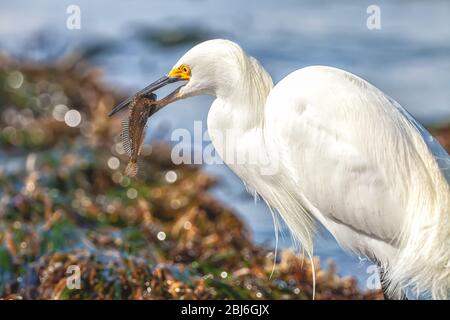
[214,57,274,131]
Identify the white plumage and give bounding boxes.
[261,66,450,299]
[121,39,450,299]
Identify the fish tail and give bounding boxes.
[125,160,138,177]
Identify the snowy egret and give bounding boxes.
[109,39,450,300]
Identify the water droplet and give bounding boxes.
[64,109,81,127]
[107,156,120,170]
[157,231,166,241]
[127,188,138,199]
[112,172,122,184]
[165,170,177,183]
[120,176,130,187]
[115,142,125,155]
[52,104,68,121]
[183,221,192,230]
[7,71,24,89]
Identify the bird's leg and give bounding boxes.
[377,265,408,300]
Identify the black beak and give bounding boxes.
[108,76,180,117]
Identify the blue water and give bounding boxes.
[1,0,449,289]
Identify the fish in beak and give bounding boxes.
[121,93,156,177]
[110,65,191,177]
[108,75,184,117]
[108,64,192,117]
[109,65,191,177]
[120,86,185,177]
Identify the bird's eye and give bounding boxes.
[183,67,188,73]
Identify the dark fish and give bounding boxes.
[121,93,158,177]
[117,86,182,177]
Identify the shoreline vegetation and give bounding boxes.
[0,54,448,300]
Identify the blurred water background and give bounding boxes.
[0,0,449,288]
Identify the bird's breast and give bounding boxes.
[207,99,280,193]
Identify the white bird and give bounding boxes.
[109,39,450,299]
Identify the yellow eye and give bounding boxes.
[180,65,190,75]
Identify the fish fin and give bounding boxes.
[121,118,132,156]
[125,161,138,178]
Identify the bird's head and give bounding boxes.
[108,39,245,117]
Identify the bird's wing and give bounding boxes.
[387,97,450,185]
[264,66,449,246]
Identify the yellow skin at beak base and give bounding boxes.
[168,65,191,81]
